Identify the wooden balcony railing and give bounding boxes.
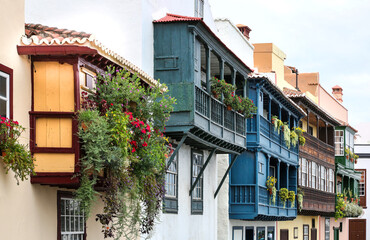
[195,86,245,136]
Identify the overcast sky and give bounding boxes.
[209,0,370,140]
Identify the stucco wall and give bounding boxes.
[26,0,217,78]
[217,154,230,240]
[151,144,218,240]
[277,215,318,240]
[214,19,254,69]
[318,85,348,123]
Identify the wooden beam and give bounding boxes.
[187,132,241,155]
[189,148,217,196]
[166,134,187,169]
[214,154,238,198]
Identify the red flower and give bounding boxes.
[141,129,146,134]
[146,125,150,131]
[142,142,148,147]
[110,103,113,106]
[148,134,151,139]
[130,140,137,147]
[132,148,136,153]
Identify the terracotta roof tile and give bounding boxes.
[153,13,202,23]
[283,87,305,97]
[22,23,158,86]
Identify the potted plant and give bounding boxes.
[279,188,289,208]
[0,117,35,185]
[210,77,224,99]
[335,193,345,220]
[345,147,350,160]
[239,97,257,118]
[293,127,306,146]
[272,116,284,134]
[288,191,296,208]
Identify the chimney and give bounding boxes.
[332,85,343,103]
[236,24,252,40]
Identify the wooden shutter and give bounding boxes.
[311,228,317,240]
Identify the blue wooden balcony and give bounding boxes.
[229,185,297,221]
[247,115,298,162]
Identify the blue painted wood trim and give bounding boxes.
[255,150,259,214]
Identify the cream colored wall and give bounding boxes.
[277,215,318,240]
[0,1,116,239]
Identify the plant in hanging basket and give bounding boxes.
[210,77,225,100]
[279,188,289,208]
[288,191,295,208]
[0,117,35,185]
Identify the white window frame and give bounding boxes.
[194,0,204,18]
[302,158,307,187]
[312,162,316,189]
[0,70,10,118]
[335,130,344,156]
[60,197,85,240]
[192,151,203,200]
[165,146,178,198]
[308,161,312,188]
[321,166,326,191]
[359,170,365,197]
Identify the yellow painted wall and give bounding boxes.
[301,119,317,137]
[33,61,74,112]
[33,153,75,172]
[277,215,318,240]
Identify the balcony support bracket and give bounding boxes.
[214,154,238,198]
[189,148,217,196]
[166,134,187,170]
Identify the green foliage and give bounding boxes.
[335,193,345,220]
[297,188,304,212]
[271,186,277,205]
[279,188,289,208]
[288,191,295,208]
[0,117,34,185]
[283,123,291,148]
[271,116,284,134]
[343,201,363,217]
[77,67,176,239]
[290,130,298,147]
[210,77,256,118]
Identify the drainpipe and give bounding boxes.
[293,68,300,91]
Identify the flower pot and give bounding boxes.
[346,155,349,160]
[1,151,6,157]
[351,198,354,202]
[268,188,272,195]
[340,206,345,211]
[344,197,347,202]
[227,105,232,111]
[81,122,88,131]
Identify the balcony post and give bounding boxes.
[286,163,290,189]
[206,46,211,118]
[316,116,320,139]
[306,109,310,133]
[255,150,260,214]
[277,159,281,189]
[268,96,271,121]
[288,112,291,128]
[266,154,271,177]
[243,77,247,98]
[220,59,224,80]
[278,104,282,120]
[325,122,328,144]
[232,68,236,86]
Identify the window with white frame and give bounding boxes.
[325,218,330,240]
[359,170,365,196]
[335,130,344,156]
[316,164,320,190]
[308,161,312,188]
[0,70,10,118]
[346,130,354,153]
[321,166,326,191]
[328,169,334,193]
[301,158,307,187]
[194,0,204,18]
[59,193,85,240]
[312,162,316,189]
[191,150,203,214]
[164,145,178,213]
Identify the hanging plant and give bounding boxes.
[293,127,306,146]
[0,117,35,185]
[282,123,291,148]
[288,191,295,208]
[271,186,277,205]
[76,67,176,239]
[210,77,224,99]
[290,130,298,147]
[272,116,284,134]
[297,188,304,212]
[279,188,289,208]
[335,193,346,220]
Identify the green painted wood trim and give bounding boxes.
[166,134,187,169]
[214,154,238,198]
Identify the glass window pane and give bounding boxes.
[0,99,6,118]
[0,75,7,98]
